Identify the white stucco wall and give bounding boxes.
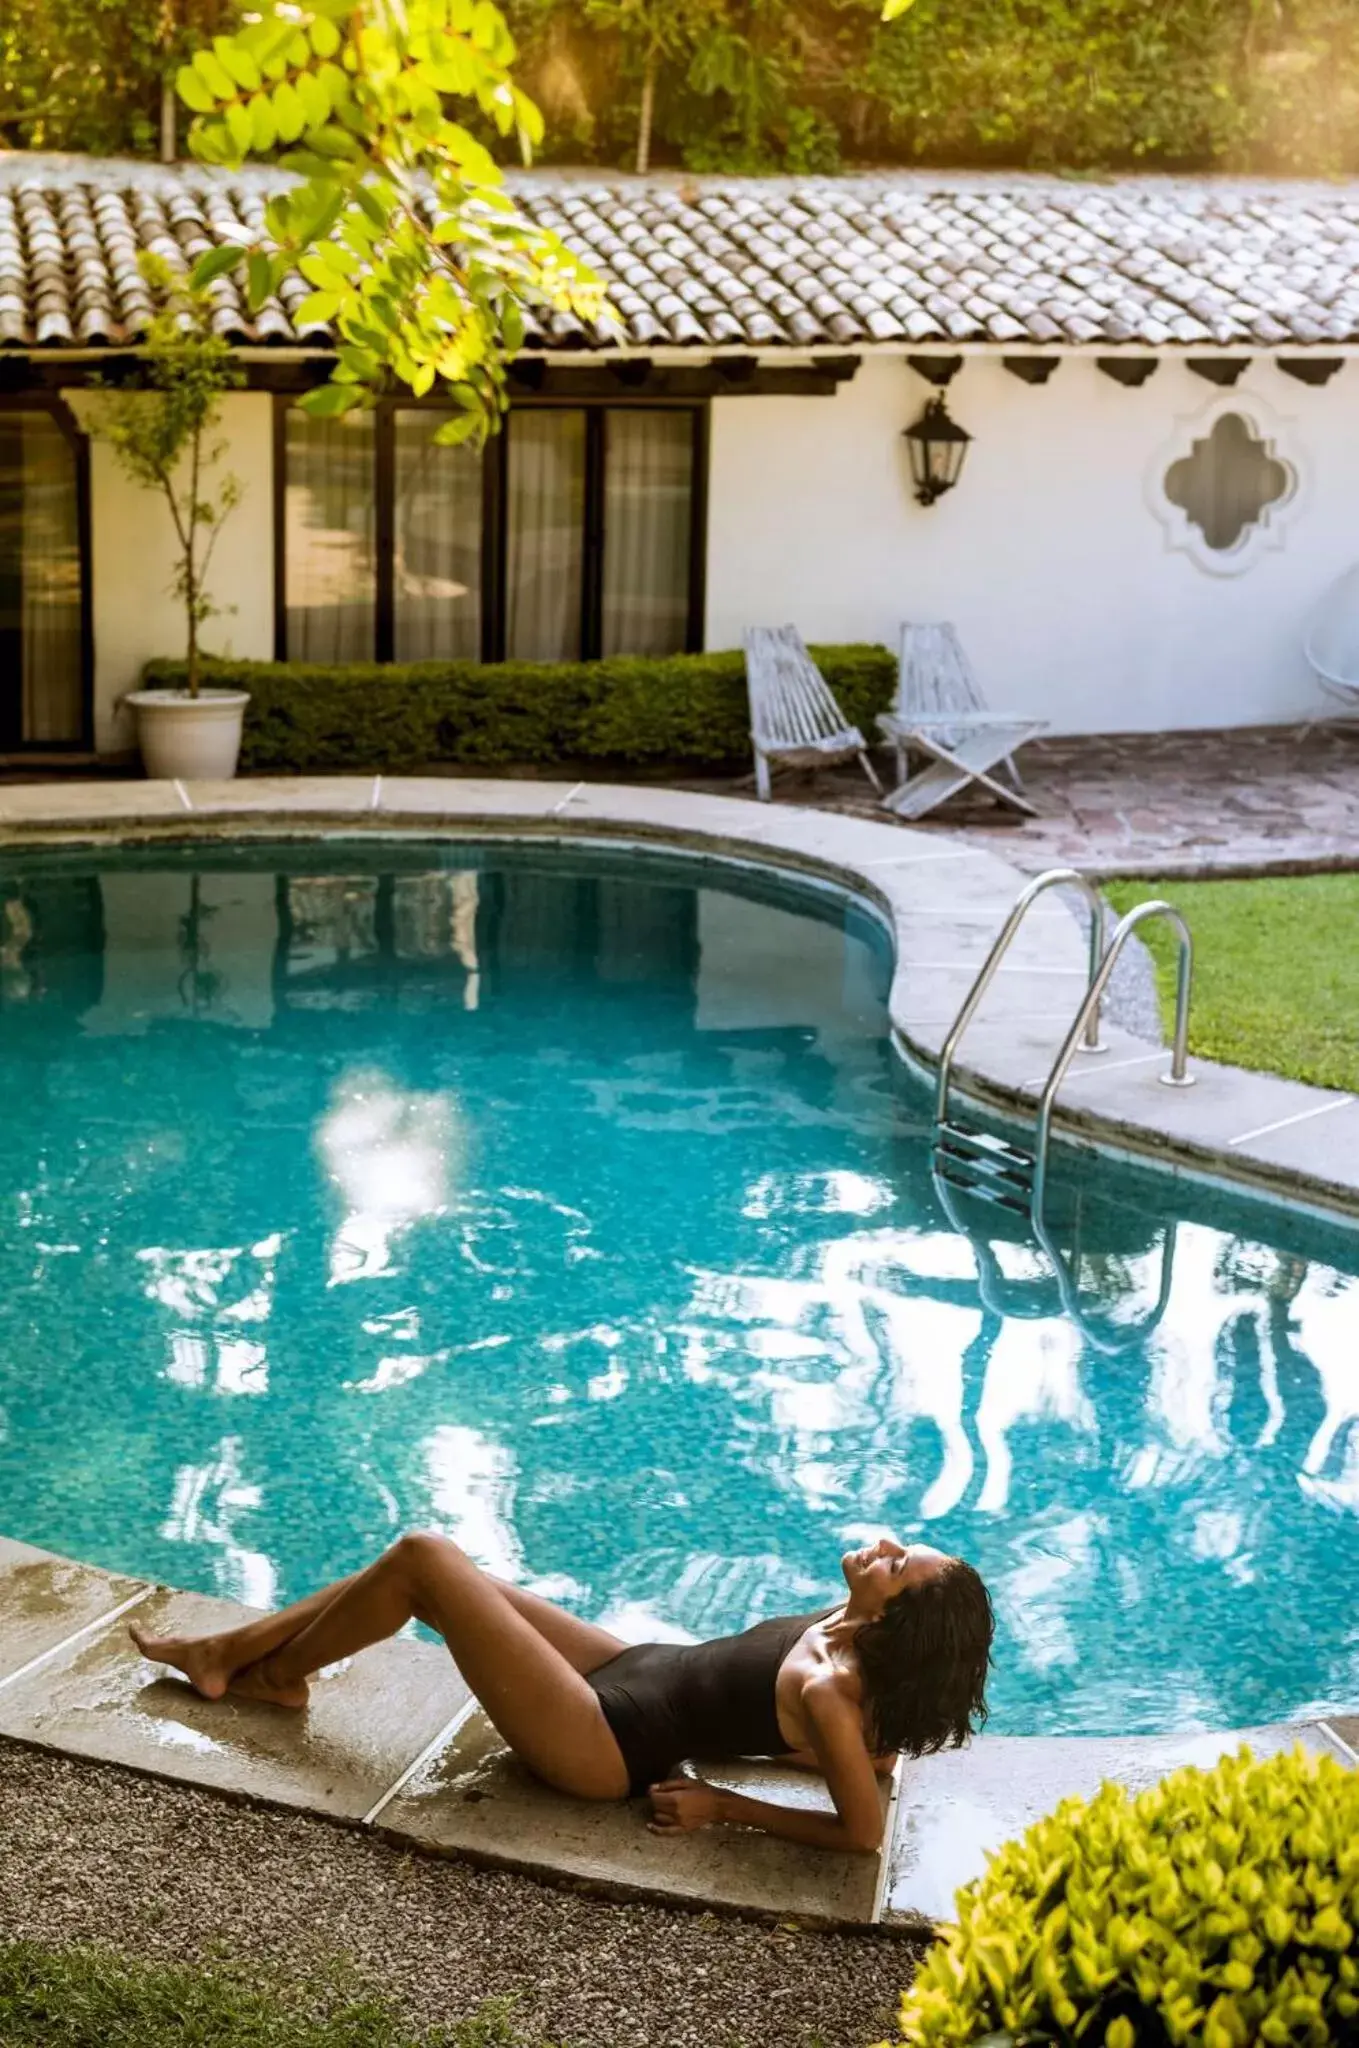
[74,361,1358,750]
[77,390,275,754]
[705,354,1351,733]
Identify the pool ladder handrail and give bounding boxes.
[934,867,1109,1135]
[931,883,1196,1349]
[1030,898,1196,1212]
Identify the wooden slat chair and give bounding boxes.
[878,621,1048,821]
[743,626,883,802]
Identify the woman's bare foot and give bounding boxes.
[129,1625,235,1701]
[225,1658,310,1711]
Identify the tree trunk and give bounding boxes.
[636,47,657,176]
[160,78,177,163]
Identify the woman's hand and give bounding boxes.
[647,1778,723,1834]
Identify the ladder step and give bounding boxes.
[933,1164,1032,1216]
[935,1122,1035,1179]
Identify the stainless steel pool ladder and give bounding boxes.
[930,869,1194,1347]
[932,868,1196,1221]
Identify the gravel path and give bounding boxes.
[0,1741,922,2048]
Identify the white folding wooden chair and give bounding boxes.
[877,622,1048,820]
[743,626,882,802]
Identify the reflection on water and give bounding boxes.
[1,842,1357,1734]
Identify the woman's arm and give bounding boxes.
[648,1680,889,1857]
[776,1746,899,1778]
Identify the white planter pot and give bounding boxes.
[125,689,251,781]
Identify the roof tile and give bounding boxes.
[3,159,1359,354]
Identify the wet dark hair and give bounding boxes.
[854,1557,993,1757]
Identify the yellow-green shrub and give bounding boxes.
[887,1746,1359,2048]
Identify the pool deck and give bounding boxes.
[2,774,1358,1932]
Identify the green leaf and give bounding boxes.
[192,48,239,100]
[432,408,482,445]
[299,381,365,416]
[316,61,351,109]
[246,250,274,310]
[880,0,918,16]
[512,86,544,150]
[225,98,254,155]
[442,123,499,183]
[176,65,216,114]
[215,37,262,91]
[410,363,436,397]
[272,78,307,142]
[296,70,331,129]
[249,91,278,150]
[354,184,391,230]
[296,288,342,326]
[309,16,342,59]
[470,0,503,52]
[189,243,245,288]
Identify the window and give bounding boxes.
[1163,412,1292,554]
[279,402,705,663]
[0,405,88,748]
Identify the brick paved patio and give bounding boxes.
[6,720,1359,875]
[709,719,1359,875]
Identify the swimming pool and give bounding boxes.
[1,837,1356,1738]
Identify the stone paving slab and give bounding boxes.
[378,1709,887,1925]
[886,1721,1347,1927]
[0,1537,147,1685]
[0,1584,470,1822]
[1327,1716,1359,1756]
[182,776,377,815]
[0,780,189,825]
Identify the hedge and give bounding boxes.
[140,644,897,777]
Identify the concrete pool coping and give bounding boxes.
[3,776,1358,1929]
[3,773,1359,1218]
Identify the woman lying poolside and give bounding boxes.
[131,1533,993,1857]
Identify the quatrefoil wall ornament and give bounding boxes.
[1148,392,1300,577]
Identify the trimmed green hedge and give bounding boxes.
[141,645,897,777]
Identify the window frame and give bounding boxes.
[0,394,94,753]
[274,395,709,664]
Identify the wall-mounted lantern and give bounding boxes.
[903,394,972,506]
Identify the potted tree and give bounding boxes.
[97,251,250,780]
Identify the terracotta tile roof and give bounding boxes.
[4,156,1359,353]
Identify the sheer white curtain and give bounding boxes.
[601,410,693,657]
[393,411,482,661]
[2,412,82,744]
[285,411,376,661]
[506,411,585,661]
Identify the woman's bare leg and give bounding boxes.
[131,1568,626,1704]
[131,1571,364,1703]
[272,1534,629,1795]
[134,1534,633,1798]
[484,1577,626,1674]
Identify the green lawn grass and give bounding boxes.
[1104,874,1359,1093]
[0,1943,526,2048]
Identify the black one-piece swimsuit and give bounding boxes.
[585,1606,836,1796]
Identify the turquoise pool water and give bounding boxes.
[2,839,1357,1737]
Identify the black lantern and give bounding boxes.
[903,395,972,506]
